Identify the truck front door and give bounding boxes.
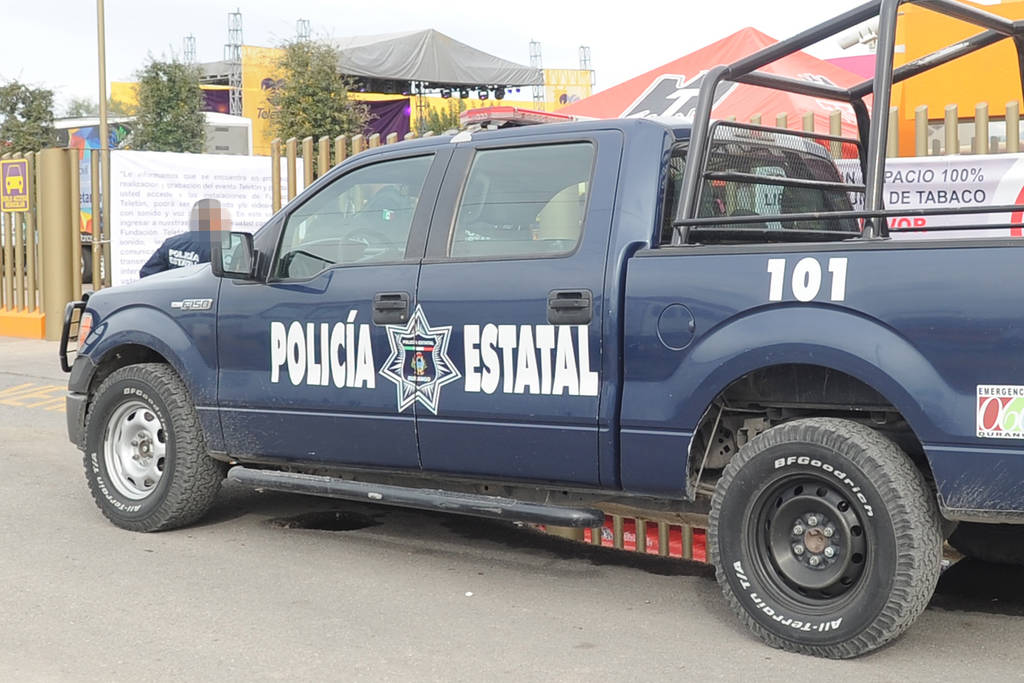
[410,133,621,484]
[217,148,448,468]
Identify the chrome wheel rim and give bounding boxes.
[102,400,167,500]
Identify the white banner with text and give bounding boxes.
[110,150,302,286]
[839,153,1024,239]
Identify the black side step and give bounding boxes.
[227,466,605,528]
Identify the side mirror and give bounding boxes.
[212,231,256,280]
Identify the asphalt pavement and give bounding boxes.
[3,336,1024,681]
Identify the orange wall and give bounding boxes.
[894,1,1024,154]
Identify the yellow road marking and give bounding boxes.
[0,383,66,412]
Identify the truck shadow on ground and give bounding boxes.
[931,559,1024,617]
[218,484,1024,617]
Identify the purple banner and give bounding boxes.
[364,98,410,139]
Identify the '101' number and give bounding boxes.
[767,257,848,302]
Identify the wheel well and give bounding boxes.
[689,364,934,494]
[89,344,170,396]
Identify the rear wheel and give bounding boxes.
[83,363,225,532]
[709,417,941,658]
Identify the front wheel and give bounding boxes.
[709,418,941,658]
[83,363,225,532]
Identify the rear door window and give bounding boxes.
[449,142,595,259]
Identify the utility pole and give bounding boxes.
[97,0,110,287]
[97,0,108,154]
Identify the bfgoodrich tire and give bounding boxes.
[83,363,225,532]
[949,522,1024,566]
[709,418,942,658]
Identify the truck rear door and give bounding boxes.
[411,131,622,484]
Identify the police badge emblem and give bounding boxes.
[380,306,461,414]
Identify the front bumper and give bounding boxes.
[66,391,88,450]
[65,354,96,449]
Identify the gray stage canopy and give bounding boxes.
[334,30,543,87]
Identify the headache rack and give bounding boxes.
[673,0,1024,244]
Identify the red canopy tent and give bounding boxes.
[558,28,866,137]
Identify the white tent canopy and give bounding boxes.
[334,29,543,87]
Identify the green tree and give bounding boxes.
[420,98,466,136]
[64,96,98,118]
[63,96,134,118]
[0,80,57,152]
[269,39,369,145]
[132,58,205,153]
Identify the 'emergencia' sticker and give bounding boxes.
[977,385,1024,438]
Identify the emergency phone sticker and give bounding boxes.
[977,385,1024,439]
[380,305,461,415]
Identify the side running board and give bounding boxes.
[228,466,604,528]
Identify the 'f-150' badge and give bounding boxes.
[381,306,461,414]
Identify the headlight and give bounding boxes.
[77,311,94,346]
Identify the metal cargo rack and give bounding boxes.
[673,0,1024,244]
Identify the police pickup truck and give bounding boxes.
[60,0,1024,659]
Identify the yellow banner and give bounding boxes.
[544,69,592,108]
[241,46,287,156]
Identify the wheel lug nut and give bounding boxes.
[806,515,819,527]
[823,526,834,538]
[824,547,836,558]
[793,544,805,556]
[808,555,821,567]
[793,524,805,535]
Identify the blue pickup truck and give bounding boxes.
[60,0,1024,659]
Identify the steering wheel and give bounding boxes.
[279,248,335,279]
[344,228,399,262]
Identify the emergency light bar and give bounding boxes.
[459,107,578,129]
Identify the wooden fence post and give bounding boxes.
[944,104,959,155]
[334,135,348,166]
[318,136,330,177]
[285,137,297,201]
[301,136,314,188]
[887,106,899,157]
[974,102,989,154]
[270,138,281,213]
[914,106,928,157]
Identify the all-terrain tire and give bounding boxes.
[948,522,1024,566]
[83,363,225,532]
[709,417,942,658]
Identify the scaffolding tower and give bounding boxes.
[224,9,243,116]
[529,40,544,105]
[183,34,196,64]
[296,18,311,41]
[579,45,595,89]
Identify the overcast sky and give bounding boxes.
[2,0,878,113]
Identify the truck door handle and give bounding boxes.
[373,291,410,325]
[547,289,593,325]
